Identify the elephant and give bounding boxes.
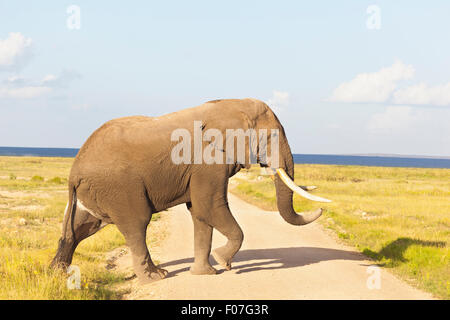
[50,98,331,283]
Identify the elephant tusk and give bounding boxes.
[300,185,317,191]
[265,169,316,191]
[276,168,332,203]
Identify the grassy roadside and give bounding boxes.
[1,156,448,299]
[229,164,450,299]
[0,156,158,299]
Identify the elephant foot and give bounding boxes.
[137,265,168,285]
[49,259,70,271]
[190,263,217,275]
[212,249,232,271]
[50,238,77,271]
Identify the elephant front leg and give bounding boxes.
[210,210,244,271]
[190,215,217,275]
[189,167,244,272]
[190,199,244,272]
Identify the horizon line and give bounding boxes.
[0,146,449,160]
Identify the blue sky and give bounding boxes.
[1,1,449,156]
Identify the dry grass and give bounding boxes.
[0,156,160,299]
[2,156,448,299]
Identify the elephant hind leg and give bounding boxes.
[51,203,105,269]
[115,219,168,284]
[109,196,168,284]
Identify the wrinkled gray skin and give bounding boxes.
[50,98,322,283]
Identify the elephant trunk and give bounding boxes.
[273,140,324,226]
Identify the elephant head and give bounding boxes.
[270,131,330,225]
[217,98,331,226]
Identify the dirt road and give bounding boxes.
[118,193,433,300]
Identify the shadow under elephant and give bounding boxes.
[158,246,367,278]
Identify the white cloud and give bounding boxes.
[42,74,57,83]
[3,75,29,86]
[0,33,33,71]
[393,82,450,106]
[366,106,450,155]
[330,60,450,108]
[0,69,80,100]
[267,90,289,113]
[367,106,424,134]
[41,69,81,88]
[363,106,450,156]
[0,86,52,99]
[0,34,81,101]
[329,61,415,103]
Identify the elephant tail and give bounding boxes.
[63,184,78,241]
[50,184,78,269]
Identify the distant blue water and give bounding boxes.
[0,147,449,169]
[0,147,79,158]
[293,154,450,169]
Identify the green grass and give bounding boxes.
[229,164,450,299]
[0,156,156,299]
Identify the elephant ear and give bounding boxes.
[220,110,258,169]
[201,99,267,168]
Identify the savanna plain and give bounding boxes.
[0,156,448,299]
